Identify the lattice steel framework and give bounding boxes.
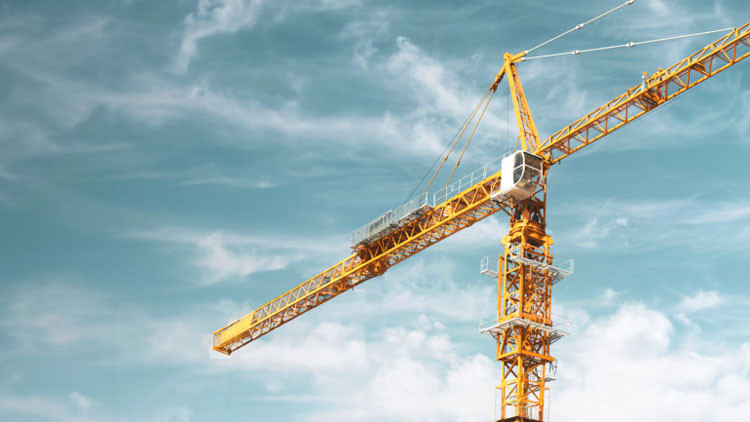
[210,21,750,421]
[496,171,554,422]
[536,21,750,163]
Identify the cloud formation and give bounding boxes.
[554,303,750,421]
[176,0,265,73]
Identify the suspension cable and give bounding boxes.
[404,107,476,203]
[525,0,636,55]
[522,27,733,61]
[420,87,492,198]
[442,87,496,191]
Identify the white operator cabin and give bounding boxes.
[499,150,543,200]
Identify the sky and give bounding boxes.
[1,0,750,421]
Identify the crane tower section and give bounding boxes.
[498,171,555,422]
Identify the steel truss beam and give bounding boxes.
[537,22,750,164]
[213,171,518,354]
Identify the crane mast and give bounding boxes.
[495,169,553,421]
[487,56,556,421]
[212,18,750,422]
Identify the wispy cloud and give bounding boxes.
[678,290,724,312]
[0,275,497,421]
[135,227,346,285]
[68,392,93,411]
[437,215,508,251]
[0,280,211,365]
[382,36,512,158]
[198,232,288,283]
[113,164,279,189]
[0,394,99,422]
[176,0,265,73]
[339,13,388,70]
[176,0,363,73]
[557,198,750,254]
[338,256,496,323]
[0,391,190,422]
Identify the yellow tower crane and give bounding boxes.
[211,9,750,422]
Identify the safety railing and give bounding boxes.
[480,256,498,277]
[431,155,505,205]
[479,312,571,341]
[351,154,509,248]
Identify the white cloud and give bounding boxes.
[5,281,98,348]
[598,0,733,64]
[12,66,466,158]
[176,0,265,73]
[344,257,495,322]
[558,198,750,254]
[436,215,507,251]
[210,291,750,421]
[382,36,511,158]
[5,277,750,421]
[68,392,92,411]
[0,395,67,421]
[340,14,388,70]
[226,321,498,422]
[0,392,188,422]
[0,18,515,162]
[0,393,101,422]
[568,216,622,249]
[679,290,724,312]
[116,164,279,189]
[602,287,621,305]
[0,275,498,421]
[683,202,750,225]
[386,36,469,119]
[181,175,275,189]
[553,302,750,421]
[0,281,210,366]
[136,227,346,285]
[198,232,288,283]
[202,257,500,420]
[176,0,363,73]
[0,119,58,155]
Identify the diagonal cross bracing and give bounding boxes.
[212,170,516,355]
[537,23,750,164]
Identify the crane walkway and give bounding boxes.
[351,155,506,247]
[480,252,573,285]
[479,313,571,344]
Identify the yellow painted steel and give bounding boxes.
[536,21,750,163]
[491,52,541,152]
[213,170,517,354]
[212,21,750,422]
[496,171,554,421]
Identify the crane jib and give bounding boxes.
[212,20,750,362]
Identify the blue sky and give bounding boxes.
[1,0,750,421]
